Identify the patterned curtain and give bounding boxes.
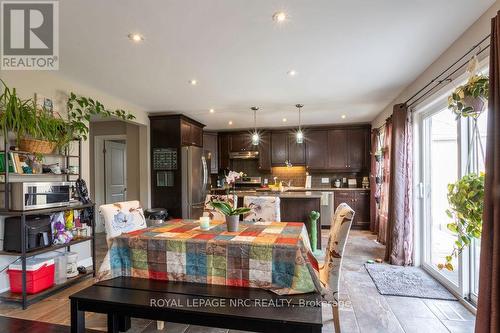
[377,118,392,244]
[475,12,500,333]
[386,104,413,266]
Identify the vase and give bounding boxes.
[225,215,239,232]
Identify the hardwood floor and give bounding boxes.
[0,231,475,333]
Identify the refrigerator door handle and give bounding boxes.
[201,155,208,195]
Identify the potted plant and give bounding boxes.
[0,81,135,154]
[438,172,484,271]
[209,201,251,232]
[448,74,489,119]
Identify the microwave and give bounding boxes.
[6,182,74,211]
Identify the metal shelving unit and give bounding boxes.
[0,138,96,309]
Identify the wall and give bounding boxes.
[0,70,150,292]
[372,1,500,128]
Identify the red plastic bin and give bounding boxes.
[7,258,55,294]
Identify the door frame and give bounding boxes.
[93,134,127,233]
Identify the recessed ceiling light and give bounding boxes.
[272,11,287,23]
[189,79,198,86]
[287,70,297,76]
[282,118,287,122]
[209,108,215,113]
[128,33,144,42]
[228,120,233,125]
[341,114,347,119]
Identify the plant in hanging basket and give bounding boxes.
[438,172,484,271]
[448,74,489,119]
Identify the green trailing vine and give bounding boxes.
[439,170,485,271]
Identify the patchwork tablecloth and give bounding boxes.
[98,219,321,295]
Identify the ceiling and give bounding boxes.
[60,0,494,130]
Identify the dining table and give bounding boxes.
[97,219,322,296]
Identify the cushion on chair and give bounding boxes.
[203,194,237,221]
[319,203,355,302]
[99,200,146,246]
[242,196,281,222]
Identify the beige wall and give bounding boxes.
[372,1,500,127]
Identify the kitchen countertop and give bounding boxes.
[288,187,370,191]
[211,190,324,199]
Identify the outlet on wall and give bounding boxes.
[321,177,329,184]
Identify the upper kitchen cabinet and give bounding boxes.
[218,133,230,170]
[324,126,370,172]
[203,132,218,174]
[271,132,305,166]
[180,118,204,147]
[288,134,306,165]
[230,133,253,152]
[327,129,349,170]
[305,130,328,170]
[258,132,271,171]
[271,132,288,165]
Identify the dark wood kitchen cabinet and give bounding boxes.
[305,130,328,169]
[181,119,203,147]
[333,189,370,230]
[203,132,218,174]
[271,132,305,166]
[230,134,253,152]
[328,129,349,170]
[326,127,369,172]
[149,114,205,218]
[288,134,306,165]
[271,132,288,165]
[258,132,271,171]
[218,133,230,170]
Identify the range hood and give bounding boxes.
[229,151,259,159]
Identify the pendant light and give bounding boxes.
[251,106,260,145]
[295,104,304,144]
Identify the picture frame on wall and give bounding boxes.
[34,93,54,114]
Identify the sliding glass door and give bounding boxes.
[421,106,461,291]
[418,95,488,302]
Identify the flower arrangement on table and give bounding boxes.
[210,201,251,232]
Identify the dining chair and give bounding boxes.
[319,203,355,333]
[203,194,238,221]
[242,196,281,222]
[99,200,147,246]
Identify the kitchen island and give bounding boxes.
[211,189,323,249]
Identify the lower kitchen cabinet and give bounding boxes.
[333,189,370,230]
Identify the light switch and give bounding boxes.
[321,177,329,184]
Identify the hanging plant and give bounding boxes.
[447,74,489,119]
[438,172,485,271]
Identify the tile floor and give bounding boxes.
[0,230,475,332]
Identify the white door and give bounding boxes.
[105,141,127,204]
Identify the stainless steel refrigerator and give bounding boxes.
[181,146,211,219]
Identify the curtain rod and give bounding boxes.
[404,34,491,107]
[408,44,490,108]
